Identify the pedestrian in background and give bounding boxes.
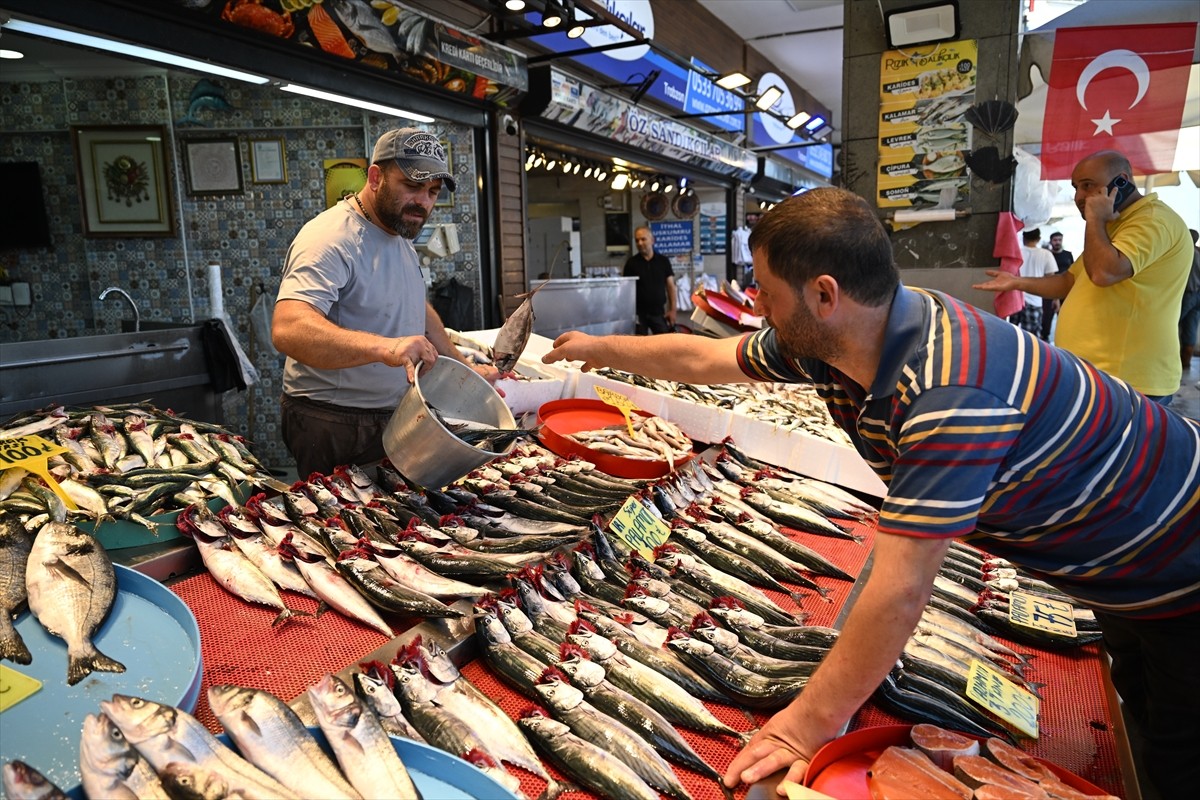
[624,225,677,334]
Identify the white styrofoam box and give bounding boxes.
[727,414,886,499]
[573,370,668,417]
[498,376,568,416]
[657,393,733,444]
[689,307,741,338]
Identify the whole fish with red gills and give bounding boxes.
[492,279,549,373]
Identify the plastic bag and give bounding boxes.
[249,289,273,345]
[1011,146,1056,228]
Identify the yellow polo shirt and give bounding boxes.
[1056,193,1192,396]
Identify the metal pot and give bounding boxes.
[382,356,515,488]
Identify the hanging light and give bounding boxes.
[545,157,557,170]
[679,177,689,189]
[542,0,565,28]
[755,85,784,111]
[663,182,674,194]
[504,0,527,10]
[596,167,608,182]
[611,173,630,190]
[566,0,586,38]
[786,111,811,130]
[583,164,593,178]
[573,161,582,174]
[650,177,661,192]
[716,71,751,90]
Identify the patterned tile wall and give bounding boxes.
[0,71,483,468]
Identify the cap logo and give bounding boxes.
[403,132,446,162]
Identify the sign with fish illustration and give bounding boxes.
[877,40,976,209]
[966,659,1039,739]
[0,435,76,510]
[1008,591,1077,638]
[609,495,671,557]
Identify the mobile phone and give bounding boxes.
[1107,175,1136,209]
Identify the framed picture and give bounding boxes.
[323,159,368,209]
[249,138,287,184]
[605,211,631,253]
[71,124,175,237]
[184,138,243,196]
[435,139,454,207]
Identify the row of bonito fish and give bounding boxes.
[0,403,290,531]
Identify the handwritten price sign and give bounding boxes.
[0,434,76,510]
[608,495,671,557]
[966,659,1039,739]
[1009,591,1077,638]
[593,385,640,438]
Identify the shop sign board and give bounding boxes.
[749,72,834,180]
[876,39,976,209]
[541,70,756,180]
[649,220,694,255]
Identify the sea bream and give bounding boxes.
[0,514,34,664]
[492,279,549,373]
[25,521,125,685]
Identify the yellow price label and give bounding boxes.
[0,434,76,510]
[0,664,43,714]
[965,659,1039,739]
[1008,591,1076,638]
[593,385,641,438]
[608,495,671,558]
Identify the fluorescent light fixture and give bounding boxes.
[504,0,527,10]
[884,1,959,49]
[279,84,434,122]
[786,111,811,129]
[803,115,826,132]
[0,49,23,60]
[755,85,783,111]
[716,72,751,90]
[3,19,269,84]
[611,173,630,190]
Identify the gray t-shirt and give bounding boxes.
[278,199,425,408]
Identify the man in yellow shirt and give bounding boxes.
[976,150,1192,402]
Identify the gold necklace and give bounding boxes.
[352,192,372,223]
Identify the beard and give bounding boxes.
[773,298,842,363]
[375,181,429,239]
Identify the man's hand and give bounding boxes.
[543,331,603,371]
[385,335,438,384]
[666,308,677,327]
[1082,186,1121,225]
[973,270,1019,293]
[470,363,505,396]
[723,705,826,793]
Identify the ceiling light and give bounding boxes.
[611,173,630,190]
[651,178,661,191]
[279,84,433,121]
[504,0,527,10]
[884,2,959,48]
[573,162,582,174]
[716,72,751,90]
[679,177,689,189]
[755,85,783,111]
[546,158,557,170]
[542,0,564,28]
[596,169,608,182]
[583,165,593,178]
[663,183,674,194]
[4,19,270,84]
[786,111,811,130]
[0,49,24,60]
[804,115,826,132]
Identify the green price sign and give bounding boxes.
[966,659,1039,739]
[608,496,671,557]
[1009,591,1076,638]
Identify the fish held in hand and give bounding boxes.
[492,279,549,373]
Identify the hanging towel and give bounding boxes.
[992,211,1025,318]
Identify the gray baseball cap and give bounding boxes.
[371,128,456,192]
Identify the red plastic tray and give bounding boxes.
[804,724,1112,797]
[536,398,692,478]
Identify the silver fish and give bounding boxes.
[25,521,125,684]
[207,684,362,800]
[0,405,68,439]
[492,279,549,373]
[518,711,660,800]
[79,712,170,800]
[307,673,422,800]
[100,694,299,799]
[0,514,33,664]
[1,760,67,800]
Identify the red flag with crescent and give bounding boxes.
[1040,23,1196,179]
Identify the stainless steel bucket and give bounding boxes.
[382,356,516,488]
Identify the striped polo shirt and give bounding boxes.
[737,285,1200,618]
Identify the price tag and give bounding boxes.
[0,434,77,510]
[1009,590,1077,638]
[0,664,43,714]
[593,385,640,438]
[608,495,671,557]
[966,659,1039,739]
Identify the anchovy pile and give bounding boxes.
[566,416,694,462]
[0,403,289,533]
[593,367,852,446]
[0,514,125,685]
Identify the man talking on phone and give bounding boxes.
[976,150,1192,402]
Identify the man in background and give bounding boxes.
[1009,228,1056,338]
[624,225,676,334]
[976,150,1192,403]
[1041,231,1073,340]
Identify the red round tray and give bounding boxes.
[804,724,1111,797]
[536,398,691,479]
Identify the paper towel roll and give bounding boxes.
[893,208,956,224]
[208,262,224,320]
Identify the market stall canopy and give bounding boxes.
[1015,0,1200,178]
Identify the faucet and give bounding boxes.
[100,286,140,332]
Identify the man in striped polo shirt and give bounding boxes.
[543,187,1200,798]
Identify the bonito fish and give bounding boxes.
[492,279,549,373]
[25,521,125,684]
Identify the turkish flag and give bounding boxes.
[1040,23,1196,179]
